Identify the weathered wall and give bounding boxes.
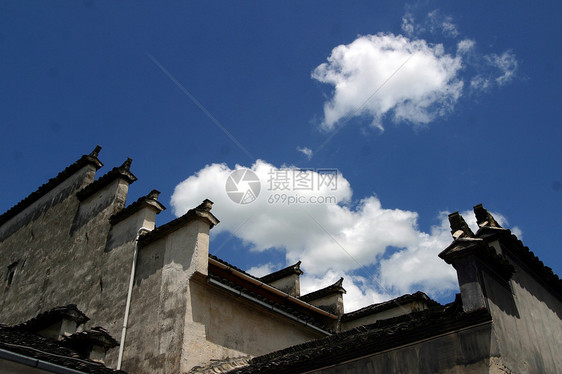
[481,253,562,373]
[122,217,325,373]
[268,274,300,297]
[122,220,210,374]
[0,165,141,368]
[309,322,500,374]
[186,278,324,370]
[0,164,97,322]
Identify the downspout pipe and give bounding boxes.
[117,227,151,370]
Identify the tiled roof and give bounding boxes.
[299,278,345,302]
[480,226,562,297]
[188,356,252,374]
[447,204,562,299]
[62,327,119,351]
[76,158,137,202]
[0,324,125,373]
[341,291,440,322]
[208,273,331,333]
[16,304,89,332]
[109,189,165,225]
[207,255,337,330]
[0,146,103,227]
[138,199,219,247]
[209,254,258,280]
[227,301,492,374]
[259,261,302,284]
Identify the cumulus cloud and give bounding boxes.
[171,161,521,311]
[312,33,463,130]
[313,10,518,132]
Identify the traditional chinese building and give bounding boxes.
[1,147,561,373]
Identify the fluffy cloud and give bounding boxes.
[312,33,463,130]
[313,10,518,132]
[171,161,520,311]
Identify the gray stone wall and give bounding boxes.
[0,163,138,368]
[482,252,562,373]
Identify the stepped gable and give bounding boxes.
[444,204,562,297]
[0,146,103,227]
[473,204,562,297]
[138,199,219,247]
[109,189,166,225]
[76,158,137,202]
[440,209,515,281]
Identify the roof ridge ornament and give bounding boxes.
[448,212,475,239]
[473,203,502,228]
[120,158,133,171]
[334,277,344,288]
[197,199,214,212]
[148,189,161,200]
[89,145,102,158]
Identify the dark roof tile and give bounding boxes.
[341,291,440,322]
[0,146,103,226]
[259,261,303,284]
[76,158,137,202]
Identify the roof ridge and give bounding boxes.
[76,157,137,202]
[300,277,346,302]
[0,146,103,226]
[341,291,440,322]
[259,261,303,283]
[109,189,166,225]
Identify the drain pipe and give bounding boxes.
[117,227,151,370]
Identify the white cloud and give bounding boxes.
[402,9,458,39]
[401,12,415,36]
[171,162,522,311]
[470,75,491,91]
[427,10,459,38]
[312,33,463,130]
[486,51,518,85]
[297,146,313,160]
[468,51,518,93]
[457,39,475,55]
[313,10,519,132]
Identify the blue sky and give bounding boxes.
[1,1,561,310]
